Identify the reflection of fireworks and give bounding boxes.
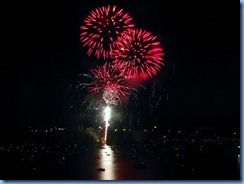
[112,29,165,81]
[80,5,135,60]
[86,63,134,106]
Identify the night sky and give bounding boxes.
[2,1,239,133]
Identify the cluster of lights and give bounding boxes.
[29,127,66,133]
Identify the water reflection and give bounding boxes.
[0,142,240,180]
[97,144,115,180]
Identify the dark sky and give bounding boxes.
[2,1,240,132]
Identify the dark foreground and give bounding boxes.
[0,139,240,180]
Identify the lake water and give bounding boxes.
[1,144,240,180]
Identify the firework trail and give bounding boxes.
[112,29,165,81]
[80,5,135,60]
[103,105,111,143]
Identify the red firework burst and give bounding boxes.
[87,63,132,105]
[112,29,165,81]
[80,5,135,60]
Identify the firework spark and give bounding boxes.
[77,64,137,143]
[85,63,135,106]
[80,5,135,60]
[112,29,165,81]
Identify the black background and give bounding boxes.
[2,1,240,134]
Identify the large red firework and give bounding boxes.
[80,5,135,60]
[86,63,132,106]
[112,29,165,81]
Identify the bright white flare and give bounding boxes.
[104,105,111,143]
[104,106,111,122]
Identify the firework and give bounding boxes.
[80,5,135,60]
[86,63,134,106]
[103,105,111,143]
[112,29,165,81]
